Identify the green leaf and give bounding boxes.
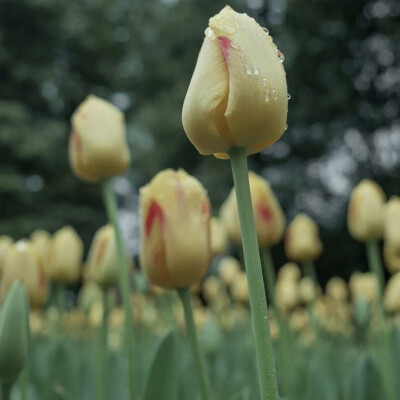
[143,331,178,400]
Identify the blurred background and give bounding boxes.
[0,0,399,285]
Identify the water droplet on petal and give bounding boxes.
[287,93,291,100]
[226,26,236,34]
[277,50,285,63]
[245,65,253,75]
[272,88,279,101]
[254,65,259,75]
[230,41,239,49]
[204,27,216,40]
[265,88,271,102]
[262,27,269,35]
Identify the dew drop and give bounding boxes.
[285,124,288,131]
[226,26,236,34]
[265,88,271,102]
[277,49,285,63]
[245,64,253,75]
[230,41,239,49]
[272,88,279,101]
[287,93,291,100]
[204,27,216,40]
[253,65,259,75]
[262,27,269,35]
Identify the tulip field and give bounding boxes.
[1,4,400,400]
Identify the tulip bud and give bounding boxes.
[383,243,400,274]
[31,229,51,276]
[218,256,241,287]
[325,277,348,302]
[349,272,379,305]
[348,180,386,242]
[78,282,103,314]
[384,272,400,314]
[277,262,301,282]
[86,224,133,288]
[182,6,288,159]
[140,169,211,289]
[203,276,223,304]
[383,197,400,274]
[210,217,228,256]
[285,214,323,262]
[0,281,30,384]
[231,272,249,303]
[221,172,285,247]
[299,276,318,305]
[1,240,49,309]
[0,235,13,275]
[276,279,299,314]
[69,95,130,182]
[48,226,83,284]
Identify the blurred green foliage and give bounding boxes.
[0,0,399,283]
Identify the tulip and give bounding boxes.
[31,229,51,276]
[325,277,348,303]
[277,262,301,282]
[276,279,299,315]
[231,272,249,304]
[349,272,379,305]
[348,180,386,242]
[210,217,228,256]
[0,282,30,388]
[69,95,130,182]
[384,272,400,313]
[48,226,83,284]
[203,276,223,304]
[383,197,400,274]
[384,243,400,274]
[1,240,49,309]
[218,256,241,287]
[78,282,103,314]
[221,172,285,247]
[0,236,13,275]
[182,6,288,159]
[140,169,211,289]
[299,276,318,305]
[285,214,323,263]
[86,224,133,288]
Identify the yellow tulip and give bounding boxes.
[231,272,249,303]
[140,169,211,289]
[203,276,223,304]
[277,262,301,282]
[325,277,348,302]
[383,242,400,274]
[218,256,241,287]
[69,95,130,182]
[349,272,379,305]
[221,172,285,247]
[48,226,83,284]
[86,224,133,287]
[1,240,49,309]
[182,6,288,159]
[276,278,299,315]
[0,235,13,275]
[210,217,228,256]
[347,179,386,242]
[285,214,323,262]
[30,229,51,276]
[383,197,400,274]
[78,281,103,314]
[299,276,318,305]
[384,272,400,313]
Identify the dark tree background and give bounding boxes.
[0,0,399,284]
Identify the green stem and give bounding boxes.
[102,180,135,400]
[260,246,277,309]
[96,289,110,400]
[2,383,12,400]
[229,147,279,400]
[301,260,317,283]
[366,240,385,300]
[178,287,212,400]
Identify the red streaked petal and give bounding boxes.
[258,203,273,223]
[145,201,165,237]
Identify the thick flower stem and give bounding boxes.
[366,240,385,301]
[178,287,212,400]
[229,147,279,400]
[102,180,135,400]
[260,246,277,309]
[301,260,317,283]
[2,384,12,400]
[96,289,110,400]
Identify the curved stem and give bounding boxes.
[366,240,385,300]
[178,287,212,400]
[229,147,279,400]
[102,180,135,400]
[260,246,277,309]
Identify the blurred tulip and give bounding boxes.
[140,169,211,289]
[285,214,323,262]
[86,224,133,288]
[290,309,309,332]
[383,243,400,274]
[78,282,103,314]
[69,95,130,182]
[218,256,241,287]
[299,276,318,305]
[221,172,285,247]
[0,282,30,385]
[277,262,301,282]
[231,272,249,303]
[383,197,400,274]
[48,226,83,284]
[325,277,348,302]
[31,229,51,276]
[384,272,400,313]
[182,6,288,159]
[0,235,13,275]
[276,279,299,314]
[210,217,228,256]
[349,272,379,305]
[203,276,223,304]
[347,179,386,242]
[1,240,49,309]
